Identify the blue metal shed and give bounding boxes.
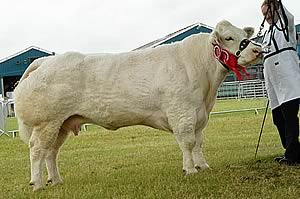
[0,46,54,97]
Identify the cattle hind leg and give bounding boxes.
[29,122,60,191]
[45,128,69,186]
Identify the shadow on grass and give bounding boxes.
[221,155,300,185]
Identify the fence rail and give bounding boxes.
[217,79,267,99]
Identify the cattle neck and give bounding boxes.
[212,42,251,81]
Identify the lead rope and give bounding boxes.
[267,0,289,46]
[275,0,289,42]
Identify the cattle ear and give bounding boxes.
[209,30,220,45]
[243,27,254,38]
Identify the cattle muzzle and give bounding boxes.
[239,39,264,59]
[235,39,251,57]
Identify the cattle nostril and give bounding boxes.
[253,48,263,54]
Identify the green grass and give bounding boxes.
[0,98,299,198]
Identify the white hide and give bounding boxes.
[14,20,261,191]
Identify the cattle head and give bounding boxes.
[209,20,262,67]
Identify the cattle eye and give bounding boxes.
[225,37,234,41]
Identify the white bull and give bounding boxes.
[14,20,262,191]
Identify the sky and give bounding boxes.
[0,0,299,59]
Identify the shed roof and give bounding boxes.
[0,46,54,64]
[133,23,214,50]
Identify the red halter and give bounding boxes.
[213,43,250,81]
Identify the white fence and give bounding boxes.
[0,100,18,138]
[217,79,267,99]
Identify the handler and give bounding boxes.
[261,0,300,165]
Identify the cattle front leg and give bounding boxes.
[175,132,198,175]
[170,110,198,175]
[172,115,198,176]
[45,129,69,186]
[192,129,209,170]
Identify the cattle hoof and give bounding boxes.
[33,186,43,192]
[183,168,198,176]
[46,179,52,186]
[32,184,44,192]
[53,179,63,186]
[30,181,43,191]
[47,178,63,186]
[195,163,210,170]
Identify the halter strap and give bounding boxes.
[213,43,251,81]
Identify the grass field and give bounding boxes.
[0,98,299,198]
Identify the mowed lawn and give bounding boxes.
[0,98,299,198]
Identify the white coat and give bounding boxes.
[262,6,300,110]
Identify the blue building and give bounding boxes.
[0,46,54,97]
